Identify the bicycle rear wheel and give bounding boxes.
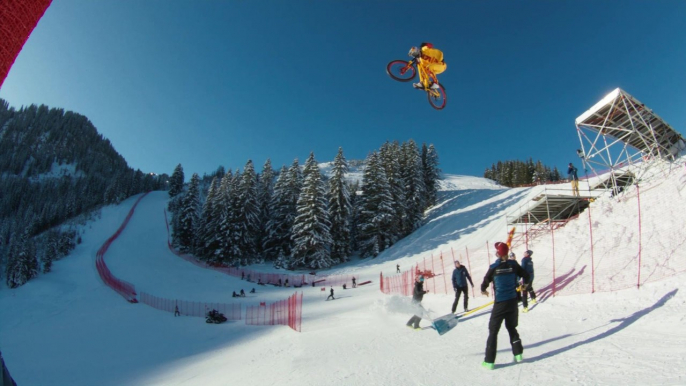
[386,60,416,82]
[427,84,447,110]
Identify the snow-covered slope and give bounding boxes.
[1,168,685,386]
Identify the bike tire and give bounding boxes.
[386,60,416,82]
[427,83,447,110]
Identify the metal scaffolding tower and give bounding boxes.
[574,88,685,194]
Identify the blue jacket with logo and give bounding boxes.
[481,259,530,302]
[452,266,474,289]
[521,257,534,282]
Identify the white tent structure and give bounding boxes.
[575,88,685,194]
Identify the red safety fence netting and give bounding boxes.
[382,171,686,300]
[0,0,52,88]
[139,292,242,320]
[245,292,303,332]
[95,193,150,303]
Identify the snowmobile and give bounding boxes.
[205,309,228,324]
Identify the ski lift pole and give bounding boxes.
[464,249,474,298]
[636,183,642,288]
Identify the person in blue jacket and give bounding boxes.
[451,260,474,313]
[480,241,530,369]
[520,250,537,312]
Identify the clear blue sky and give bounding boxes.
[1,0,685,179]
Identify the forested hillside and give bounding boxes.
[0,99,168,287]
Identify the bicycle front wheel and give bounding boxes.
[386,60,416,82]
[427,84,447,110]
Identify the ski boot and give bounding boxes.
[531,298,537,305]
[481,361,495,370]
[514,354,523,363]
[522,307,529,313]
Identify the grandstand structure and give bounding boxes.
[508,88,685,247]
[575,88,685,193]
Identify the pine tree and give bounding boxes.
[42,230,59,273]
[169,164,185,198]
[328,148,352,262]
[232,160,260,265]
[257,159,275,257]
[175,173,201,252]
[421,144,440,207]
[196,176,221,259]
[5,229,38,288]
[291,152,333,269]
[401,140,426,235]
[213,169,233,263]
[357,152,396,258]
[263,166,291,265]
[379,141,405,239]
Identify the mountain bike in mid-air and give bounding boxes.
[386,58,447,110]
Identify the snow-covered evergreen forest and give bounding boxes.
[484,159,563,187]
[167,140,441,270]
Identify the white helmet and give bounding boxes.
[408,46,420,58]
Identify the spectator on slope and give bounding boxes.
[406,275,429,330]
[568,162,580,197]
[352,277,357,288]
[397,264,401,273]
[232,291,239,298]
[241,272,245,280]
[285,279,290,287]
[520,250,537,312]
[174,304,180,317]
[240,289,246,297]
[480,241,530,369]
[451,261,474,313]
[250,288,256,294]
[327,287,335,301]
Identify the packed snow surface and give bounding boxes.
[2,166,686,386]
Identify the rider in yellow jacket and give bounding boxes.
[409,42,447,90]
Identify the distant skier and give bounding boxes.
[327,287,335,300]
[568,162,580,197]
[174,304,180,317]
[397,264,401,273]
[240,289,246,297]
[451,261,474,313]
[352,277,357,288]
[520,250,537,312]
[480,241,530,369]
[406,275,429,330]
[250,288,256,294]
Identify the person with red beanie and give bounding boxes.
[480,241,530,369]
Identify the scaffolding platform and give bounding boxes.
[508,194,592,225]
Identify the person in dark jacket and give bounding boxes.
[406,275,428,329]
[480,241,530,369]
[520,250,537,312]
[568,162,580,197]
[327,287,335,300]
[451,261,474,313]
